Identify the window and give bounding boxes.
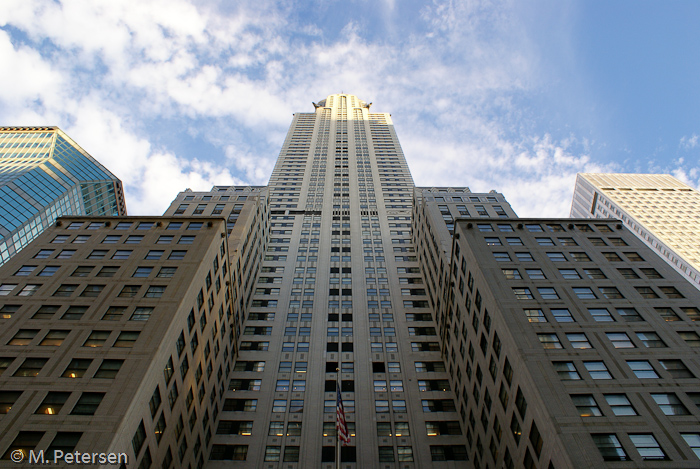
[70,392,104,415]
[515,252,534,262]
[525,268,545,279]
[559,269,580,279]
[96,266,118,278]
[9,329,38,345]
[17,284,40,296]
[567,333,591,349]
[525,309,546,323]
[629,434,667,461]
[0,284,17,295]
[501,269,521,279]
[179,236,196,245]
[537,333,562,349]
[592,434,628,461]
[584,268,607,279]
[681,434,700,458]
[80,285,104,297]
[605,394,636,416]
[485,237,502,246]
[35,392,70,415]
[652,393,688,415]
[637,332,665,348]
[506,237,522,245]
[546,252,566,262]
[512,288,533,300]
[641,268,663,279]
[617,308,643,322]
[589,308,613,322]
[57,249,76,259]
[157,267,177,278]
[131,307,154,321]
[14,265,36,276]
[617,268,639,279]
[573,287,596,299]
[553,362,580,380]
[682,307,700,321]
[83,331,110,347]
[111,250,132,260]
[118,285,140,297]
[94,359,123,378]
[660,286,684,298]
[536,237,554,246]
[571,252,591,262]
[62,359,92,378]
[627,360,658,378]
[169,250,187,260]
[635,287,659,299]
[558,237,576,245]
[538,287,559,300]
[603,252,622,262]
[571,395,601,417]
[53,284,77,297]
[145,250,164,260]
[114,331,140,348]
[607,332,634,348]
[145,286,166,298]
[133,267,153,278]
[600,287,623,299]
[157,235,174,244]
[552,308,574,322]
[655,307,680,321]
[584,361,611,379]
[659,359,694,378]
[30,305,56,319]
[623,252,644,262]
[493,252,511,262]
[679,331,700,347]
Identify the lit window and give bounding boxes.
[571,395,601,417]
[512,288,533,300]
[524,309,546,323]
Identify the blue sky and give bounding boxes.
[1,0,698,216]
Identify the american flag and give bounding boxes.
[336,383,350,445]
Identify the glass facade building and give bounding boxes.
[0,127,126,265]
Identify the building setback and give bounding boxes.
[0,127,126,267]
[571,173,700,290]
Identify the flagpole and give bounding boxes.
[336,365,341,469]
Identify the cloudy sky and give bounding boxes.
[1,1,699,217]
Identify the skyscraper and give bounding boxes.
[189,94,473,467]
[0,127,126,266]
[571,173,700,289]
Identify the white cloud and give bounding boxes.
[680,133,699,150]
[0,0,653,218]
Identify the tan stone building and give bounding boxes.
[571,173,700,290]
